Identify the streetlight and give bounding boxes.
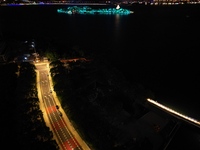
[31,41,39,63]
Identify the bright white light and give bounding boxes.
[116,5,120,9]
[147,98,200,126]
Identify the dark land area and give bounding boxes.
[1,3,200,150]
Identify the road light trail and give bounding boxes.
[44,89,74,150]
[47,94,81,149]
[41,83,67,150]
[45,98,67,150]
[44,81,80,150]
[36,63,84,150]
[147,98,200,126]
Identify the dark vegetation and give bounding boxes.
[0,62,59,150]
[1,33,185,150]
[0,38,158,150]
[48,47,156,149]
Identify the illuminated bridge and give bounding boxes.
[147,98,200,129]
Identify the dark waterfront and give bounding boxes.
[1,4,200,149]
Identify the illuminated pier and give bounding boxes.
[57,5,134,15]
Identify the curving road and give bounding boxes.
[36,63,86,150]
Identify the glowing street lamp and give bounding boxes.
[31,41,40,63]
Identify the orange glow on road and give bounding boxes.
[53,119,66,130]
[46,105,57,113]
[63,138,80,150]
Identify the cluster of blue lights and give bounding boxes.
[57,5,133,15]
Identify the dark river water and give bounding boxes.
[1,3,200,118]
[0,3,200,149]
[2,4,200,118]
